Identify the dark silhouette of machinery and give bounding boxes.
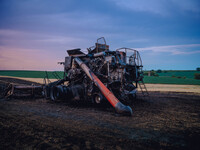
[3,37,149,116]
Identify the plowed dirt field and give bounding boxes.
[0,77,200,150]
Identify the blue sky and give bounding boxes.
[0,0,200,70]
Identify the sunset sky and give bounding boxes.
[0,0,200,71]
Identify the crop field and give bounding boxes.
[0,70,200,85]
[144,76,200,85]
[0,70,64,79]
[157,70,198,79]
[144,70,200,85]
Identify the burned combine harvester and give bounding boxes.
[3,37,148,116]
[44,37,148,116]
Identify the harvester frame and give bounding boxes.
[3,37,149,116]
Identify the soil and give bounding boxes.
[0,77,200,150]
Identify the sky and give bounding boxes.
[0,0,200,71]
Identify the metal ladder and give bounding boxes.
[132,51,149,99]
[138,79,149,99]
[137,64,149,99]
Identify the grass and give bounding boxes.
[144,76,200,85]
[157,70,198,79]
[0,70,64,79]
[0,70,200,85]
[143,70,200,85]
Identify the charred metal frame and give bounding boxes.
[3,37,148,116]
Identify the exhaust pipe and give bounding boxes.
[74,57,133,116]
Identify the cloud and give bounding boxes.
[0,8,119,45]
[0,28,115,70]
[111,0,200,16]
[136,44,200,55]
[0,0,199,71]
[171,0,200,13]
[0,45,64,71]
[0,29,89,49]
[125,38,149,43]
[112,0,168,15]
[171,50,200,55]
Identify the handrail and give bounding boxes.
[96,37,108,53]
[97,37,106,45]
[116,47,142,67]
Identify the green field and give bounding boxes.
[0,70,64,79]
[0,70,200,85]
[143,76,200,85]
[143,70,200,85]
[157,70,198,79]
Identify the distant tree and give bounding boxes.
[172,75,176,78]
[150,70,159,76]
[156,69,162,73]
[143,71,148,76]
[194,73,200,80]
[150,70,156,76]
[196,67,200,71]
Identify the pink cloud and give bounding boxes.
[0,46,64,71]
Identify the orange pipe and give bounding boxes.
[75,57,133,116]
[91,72,118,107]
